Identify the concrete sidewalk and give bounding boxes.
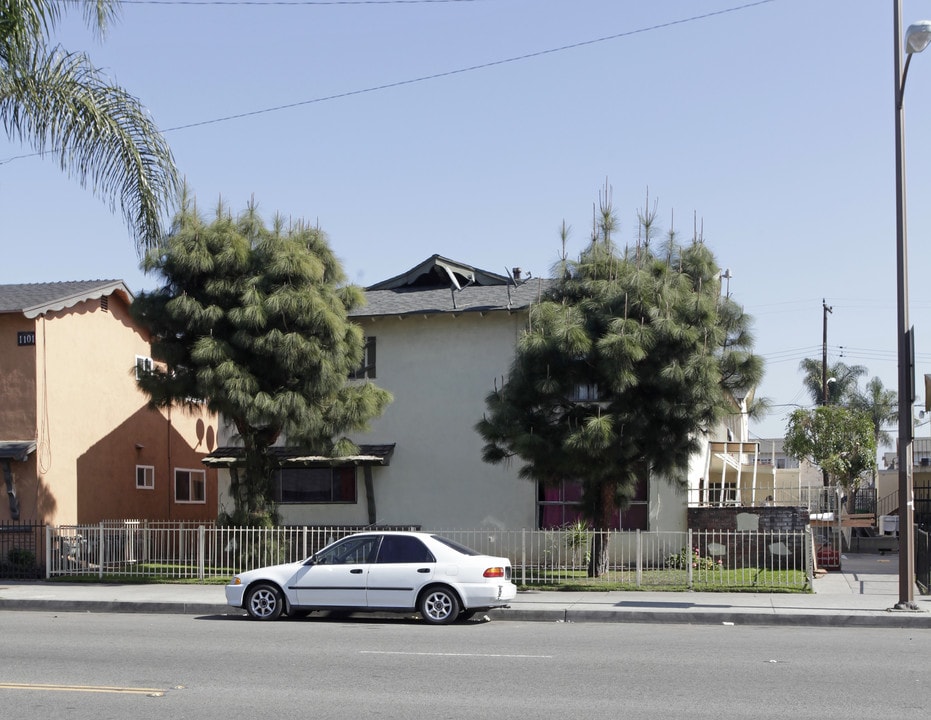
[0,553,929,628]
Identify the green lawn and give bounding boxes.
[46,564,810,592]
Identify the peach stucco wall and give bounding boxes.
[0,293,218,525]
[0,314,37,438]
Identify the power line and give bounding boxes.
[125,0,482,4]
[162,1,777,131]
[0,1,780,163]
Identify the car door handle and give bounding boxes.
[417,568,431,573]
[350,569,363,574]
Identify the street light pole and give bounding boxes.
[892,1,931,611]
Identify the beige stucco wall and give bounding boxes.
[269,310,536,530]
[355,311,538,529]
[0,294,218,525]
[215,309,690,531]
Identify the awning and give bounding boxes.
[202,444,395,469]
[0,441,37,462]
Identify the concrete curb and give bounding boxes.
[2,597,930,628]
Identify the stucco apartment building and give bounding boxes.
[209,256,687,531]
[0,281,218,525]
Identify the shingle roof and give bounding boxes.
[0,280,132,318]
[351,256,552,318]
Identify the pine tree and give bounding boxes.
[477,186,763,575]
[132,193,392,525]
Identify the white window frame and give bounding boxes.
[174,468,206,504]
[136,465,155,490]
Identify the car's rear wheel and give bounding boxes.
[245,583,283,621]
[418,586,459,624]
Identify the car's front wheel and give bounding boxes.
[245,583,284,621]
[418,586,459,624]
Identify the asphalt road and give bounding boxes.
[1,610,928,719]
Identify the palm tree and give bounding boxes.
[0,0,178,252]
[798,358,867,406]
[850,376,897,451]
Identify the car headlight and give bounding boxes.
[230,576,242,586]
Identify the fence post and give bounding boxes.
[45,524,51,579]
[520,529,526,587]
[98,522,104,579]
[636,530,642,588]
[687,528,693,589]
[198,526,206,581]
[805,528,814,588]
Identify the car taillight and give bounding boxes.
[483,567,505,578]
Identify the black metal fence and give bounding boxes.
[916,486,931,530]
[918,527,930,595]
[0,521,45,578]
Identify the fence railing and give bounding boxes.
[918,528,930,595]
[687,485,877,514]
[0,521,45,579]
[44,523,813,591]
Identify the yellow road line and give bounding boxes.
[0,682,165,696]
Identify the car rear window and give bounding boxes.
[430,535,481,556]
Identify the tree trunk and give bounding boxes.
[587,481,615,577]
[588,532,609,578]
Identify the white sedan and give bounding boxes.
[225,531,517,624]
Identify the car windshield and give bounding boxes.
[430,535,481,556]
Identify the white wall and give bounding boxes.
[351,311,536,530]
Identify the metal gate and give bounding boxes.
[0,521,44,578]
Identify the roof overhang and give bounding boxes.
[20,281,133,319]
[0,441,37,462]
[202,444,395,469]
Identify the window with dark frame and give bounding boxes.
[537,477,648,530]
[349,336,376,380]
[175,468,206,503]
[374,535,435,563]
[274,467,357,504]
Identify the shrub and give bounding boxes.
[8,547,36,567]
[665,546,721,571]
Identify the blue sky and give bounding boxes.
[2,0,931,443]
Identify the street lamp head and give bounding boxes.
[906,21,931,54]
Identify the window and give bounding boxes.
[175,468,206,503]
[136,465,155,490]
[569,383,601,402]
[314,535,378,565]
[375,535,434,564]
[274,467,357,504]
[349,337,376,380]
[135,355,153,380]
[538,477,648,530]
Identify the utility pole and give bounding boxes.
[822,299,833,405]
